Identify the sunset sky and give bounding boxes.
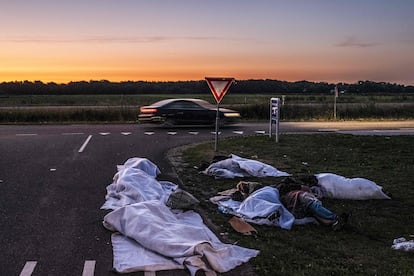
[1,0,413,85]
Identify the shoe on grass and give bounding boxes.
[332,213,350,231]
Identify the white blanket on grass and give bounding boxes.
[101,158,177,210]
[211,186,315,230]
[316,173,391,200]
[101,157,259,275]
[203,154,290,179]
[104,201,259,275]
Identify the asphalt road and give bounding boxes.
[1,121,413,276]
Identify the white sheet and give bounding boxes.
[101,157,259,275]
[110,233,185,273]
[104,201,259,275]
[203,154,290,179]
[316,173,391,200]
[101,167,177,210]
[101,157,177,210]
[116,157,161,178]
[211,186,296,230]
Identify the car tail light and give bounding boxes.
[140,107,157,113]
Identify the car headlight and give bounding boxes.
[223,112,240,118]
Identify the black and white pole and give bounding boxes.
[269,98,280,143]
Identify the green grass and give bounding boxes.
[174,134,414,275]
[1,93,414,107]
[1,93,414,122]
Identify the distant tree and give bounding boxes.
[0,79,412,95]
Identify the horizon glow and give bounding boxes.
[1,0,413,85]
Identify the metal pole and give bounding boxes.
[269,98,272,138]
[214,103,219,151]
[334,85,337,120]
[276,101,279,143]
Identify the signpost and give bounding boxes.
[205,77,235,151]
[334,84,338,120]
[269,97,280,143]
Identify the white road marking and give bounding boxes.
[318,128,339,132]
[16,133,37,136]
[121,132,131,135]
[99,132,110,136]
[62,132,84,135]
[82,260,96,276]
[78,135,93,153]
[167,131,177,135]
[188,131,199,135]
[49,168,56,172]
[144,132,155,135]
[211,131,221,135]
[233,131,244,135]
[19,261,37,276]
[255,130,266,134]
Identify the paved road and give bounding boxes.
[1,121,413,276]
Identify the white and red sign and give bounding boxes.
[205,77,235,103]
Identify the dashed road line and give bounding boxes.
[167,131,177,135]
[144,132,155,135]
[82,260,96,276]
[188,131,199,135]
[99,132,110,136]
[78,135,93,153]
[16,133,38,136]
[233,131,244,135]
[19,261,37,276]
[255,130,266,134]
[62,132,84,135]
[121,132,131,135]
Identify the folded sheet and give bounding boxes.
[104,200,259,274]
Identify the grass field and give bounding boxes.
[1,93,414,123]
[1,93,413,106]
[173,134,414,275]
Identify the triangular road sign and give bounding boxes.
[205,77,235,103]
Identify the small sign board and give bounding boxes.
[271,98,280,122]
[205,77,235,103]
[269,97,280,142]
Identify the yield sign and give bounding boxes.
[205,77,235,103]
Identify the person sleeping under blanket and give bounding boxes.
[276,182,349,231]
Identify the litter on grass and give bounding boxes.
[392,237,414,252]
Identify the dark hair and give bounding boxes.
[297,174,318,186]
[276,182,302,195]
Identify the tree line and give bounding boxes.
[0,79,413,95]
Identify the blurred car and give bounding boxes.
[138,98,241,126]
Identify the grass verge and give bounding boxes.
[172,134,414,275]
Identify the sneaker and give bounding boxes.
[332,213,350,231]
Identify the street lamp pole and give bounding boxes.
[334,84,338,120]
